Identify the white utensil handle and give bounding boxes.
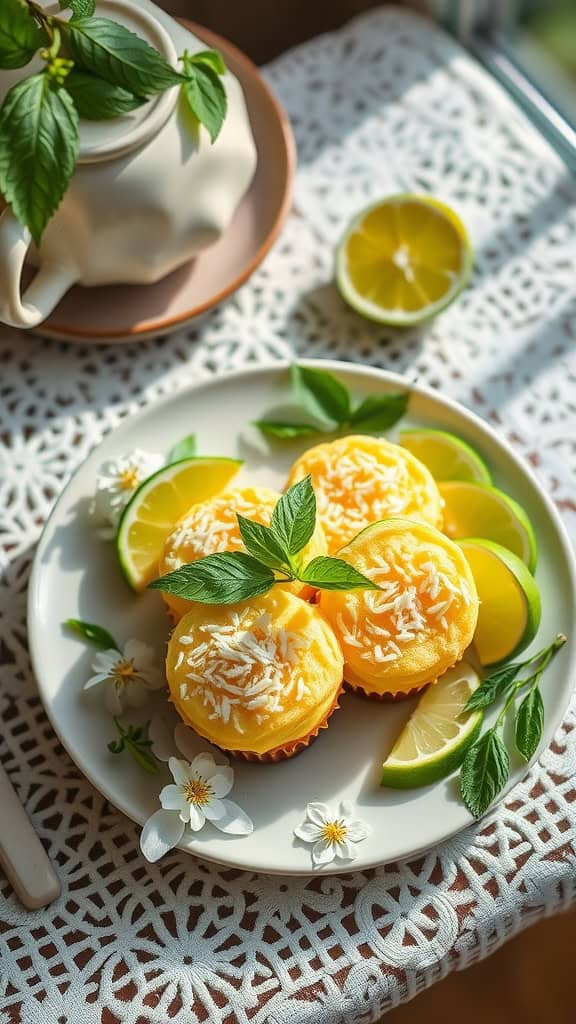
[0,762,60,909]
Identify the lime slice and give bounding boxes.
[335,194,472,326]
[399,429,492,484]
[458,538,541,667]
[117,457,242,590]
[380,662,482,788]
[439,481,537,572]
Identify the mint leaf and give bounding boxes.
[149,551,274,604]
[0,0,47,69]
[186,49,226,76]
[64,70,145,119]
[350,393,409,432]
[181,61,227,143]
[253,420,324,440]
[464,662,524,712]
[460,729,510,817]
[0,73,79,244]
[237,515,289,570]
[59,0,95,17]
[108,718,159,774]
[271,476,316,557]
[66,18,183,95]
[300,556,379,591]
[515,687,544,762]
[65,618,119,650]
[292,364,351,424]
[167,434,197,462]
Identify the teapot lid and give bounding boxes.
[77,0,179,163]
[0,0,179,164]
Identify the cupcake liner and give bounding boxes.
[345,680,429,702]
[216,685,344,763]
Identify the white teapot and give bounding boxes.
[0,0,257,328]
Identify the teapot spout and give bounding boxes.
[0,210,78,329]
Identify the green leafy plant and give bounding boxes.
[149,475,380,604]
[0,0,228,244]
[64,616,119,650]
[459,634,566,817]
[254,365,410,439]
[108,717,159,774]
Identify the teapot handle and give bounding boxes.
[0,209,78,329]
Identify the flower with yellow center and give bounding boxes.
[294,800,371,867]
[91,449,164,535]
[139,750,254,862]
[84,639,163,714]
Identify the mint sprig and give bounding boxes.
[0,0,48,68]
[460,634,566,817]
[0,3,229,242]
[167,433,197,463]
[108,718,159,775]
[149,476,378,604]
[254,364,409,440]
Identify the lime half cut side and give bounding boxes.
[399,428,492,484]
[380,661,483,788]
[117,457,242,591]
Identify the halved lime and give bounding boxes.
[439,481,537,572]
[117,457,242,591]
[459,538,541,666]
[381,662,482,788]
[335,194,472,326]
[399,429,492,484]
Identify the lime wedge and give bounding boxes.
[381,662,482,788]
[439,481,537,572]
[399,429,492,484]
[336,194,472,326]
[459,538,541,666]
[117,457,242,591]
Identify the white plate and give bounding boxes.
[28,361,576,875]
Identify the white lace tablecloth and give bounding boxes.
[1,8,575,1023]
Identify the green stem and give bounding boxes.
[495,636,565,729]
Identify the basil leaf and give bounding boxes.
[300,556,380,591]
[0,0,47,69]
[291,364,351,424]
[464,662,524,712]
[65,618,119,650]
[167,433,197,462]
[181,61,227,143]
[253,420,324,439]
[460,729,510,818]
[237,515,289,570]
[0,74,79,244]
[350,392,409,432]
[59,0,95,17]
[270,476,316,557]
[64,70,146,119]
[515,687,544,762]
[66,18,183,96]
[186,49,226,76]
[149,551,275,604]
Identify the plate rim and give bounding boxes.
[27,359,576,875]
[39,21,296,342]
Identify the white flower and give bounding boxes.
[84,639,163,714]
[294,800,371,867]
[91,449,164,532]
[140,752,253,862]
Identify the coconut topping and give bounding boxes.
[176,609,310,731]
[163,492,275,570]
[304,449,414,543]
[338,554,473,663]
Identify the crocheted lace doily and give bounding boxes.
[1,8,575,1023]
